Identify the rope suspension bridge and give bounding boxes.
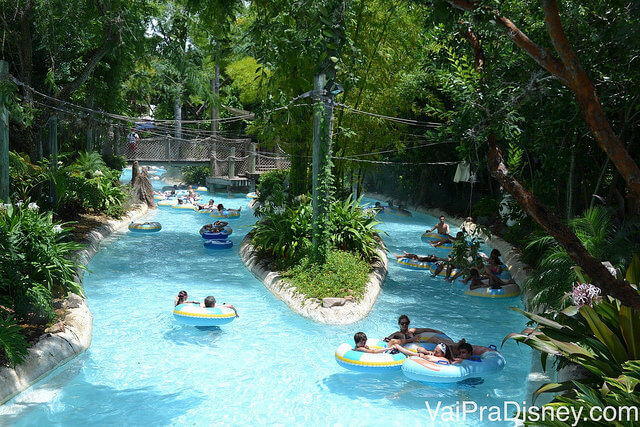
[121,134,290,190]
[1,64,453,196]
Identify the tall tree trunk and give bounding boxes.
[174,96,182,140]
[445,0,640,215]
[487,134,640,310]
[17,1,34,104]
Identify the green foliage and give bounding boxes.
[251,200,313,267]
[472,196,500,218]
[102,154,127,172]
[181,166,210,186]
[252,193,383,267]
[283,250,371,301]
[0,315,29,367]
[255,169,290,216]
[524,207,640,311]
[507,277,640,425]
[225,57,271,106]
[52,152,128,218]
[328,195,383,263]
[14,284,56,325]
[8,152,49,202]
[0,203,84,322]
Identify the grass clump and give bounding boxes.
[283,250,371,301]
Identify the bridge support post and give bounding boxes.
[228,146,236,178]
[165,135,171,163]
[209,141,216,177]
[212,142,218,176]
[249,143,256,174]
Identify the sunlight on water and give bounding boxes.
[0,170,531,426]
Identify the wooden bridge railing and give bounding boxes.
[118,135,290,178]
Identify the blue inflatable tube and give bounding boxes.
[202,231,229,240]
[199,225,232,236]
[402,348,506,384]
[204,239,233,250]
[173,303,236,326]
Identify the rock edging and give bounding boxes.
[0,203,149,405]
[239,232,388,325]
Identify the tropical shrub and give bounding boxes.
[251,199,313,267]
[448,227,484,277]
[506,260,640,426]
[283,250,371,301]
[102,154,127,171]
[328,195,383,263]
[252,194,384,267]
[0,315,29,367]
[255,169,290,216]
[524,207,640,310]
[53,152,128,218]
[0,203,84,322]
[182,166,210,186]
[8,151,49,202]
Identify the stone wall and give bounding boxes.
[239,232,388,325]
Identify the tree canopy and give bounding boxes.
[3,0,640,304]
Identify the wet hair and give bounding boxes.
[442,343,454,361]
[458,342,473,354]
[175,291,188,306]
[490,249,502,261]
[354,332,367,346]
[434,342,454,361]
[439,216,445,220]
[204,296,216,307]
[217,203,224,211]
[398,314,410,324]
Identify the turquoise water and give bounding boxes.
[0,179,532,425]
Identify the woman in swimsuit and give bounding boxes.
[174,290,198,306]
[484,249,503,276]
[384,315,445,348]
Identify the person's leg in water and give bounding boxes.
[446,268,464,283]
[431,261,446,277]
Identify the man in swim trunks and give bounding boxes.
[426,216,450,235]
[384,315,445,348]
[429,230,464,248]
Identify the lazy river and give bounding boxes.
[0,173,533,426]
